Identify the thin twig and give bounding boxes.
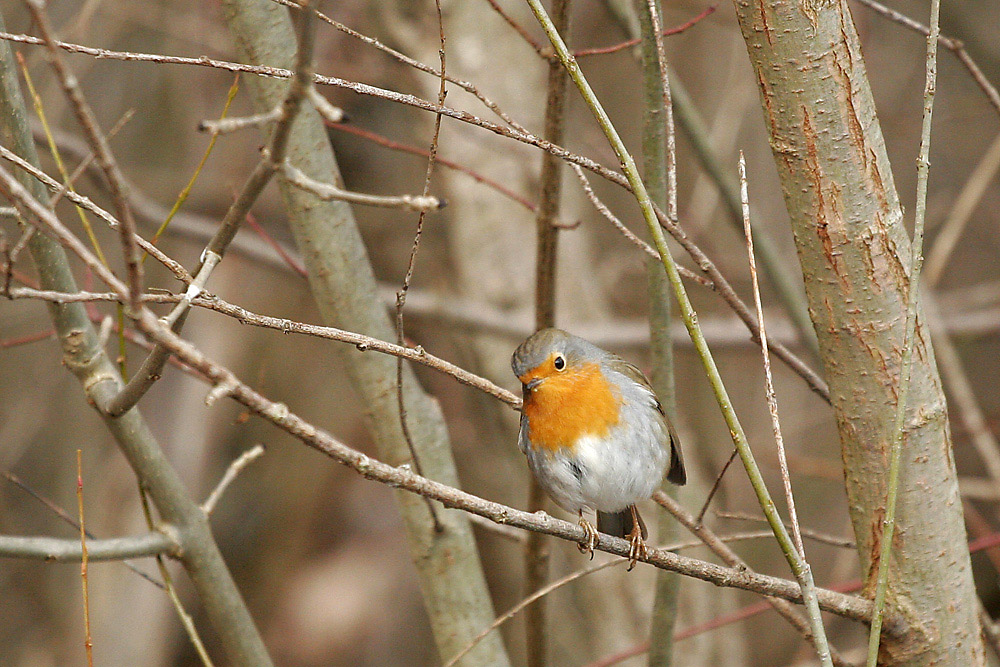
[148,77,241,256]
[866,0,940,662]
[853,0,1000,117]
[741,153,805,557]
[199,107,281,135]
[304,86,346,123]
[26,1,143,313]
[573,5,717,57]
[202,445,266,515]
[17,51,109,269]
[328,122,542,213]
[76,451,94,667]
[281,161,443,211]
[696,449,737,524]
[741,154,832,664]
[392,0,448,533]
[483,0,549,58]
[570,163,709,287]
[643,0,677,221]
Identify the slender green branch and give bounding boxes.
[76,450,94,667]
[599,1,819,357]
[524,2,832,663]
[865,0,941,662]
[138,487,215,667]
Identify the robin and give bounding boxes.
[512,327,686,568]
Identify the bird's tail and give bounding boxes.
[597,505,647,539]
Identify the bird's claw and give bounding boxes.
[577,515,598,560]
[627,526,648,571]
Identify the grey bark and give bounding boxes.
[732,0,984,664]
[217,2,509,665]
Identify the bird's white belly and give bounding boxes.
[526,420,670,514]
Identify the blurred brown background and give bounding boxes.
[1,0,999,665]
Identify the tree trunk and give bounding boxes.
[218,2,510,665]
[731,0,983,664]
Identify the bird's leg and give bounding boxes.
[577,510,598,559]
[626,504,648,571]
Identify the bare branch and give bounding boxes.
[25,1,144,313]
[281,161,443,211]
[202,445,266,515]
[0,532,178,562]
[0,144,192,283]
[105,0,319,418]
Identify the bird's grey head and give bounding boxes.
[511,328,606,380]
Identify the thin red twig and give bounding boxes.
[574,5,717,58]
[328,122,539,213]
[242,211,308,277]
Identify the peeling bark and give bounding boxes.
[732,0,984,664]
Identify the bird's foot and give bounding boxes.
[577,513,598,560]
[626,506,648,571]
[626,529,648,571]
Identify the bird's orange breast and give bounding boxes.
[522,362,621,454]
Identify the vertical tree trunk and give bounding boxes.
[635,2,682,664]
[731,0,983,664]
[218,2,509,665]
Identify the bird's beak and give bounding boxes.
[524,377,543,391]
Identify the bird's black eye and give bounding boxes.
[553,354,566,371]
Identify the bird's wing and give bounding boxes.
[517,413,530,454]
[610,357,687,485]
